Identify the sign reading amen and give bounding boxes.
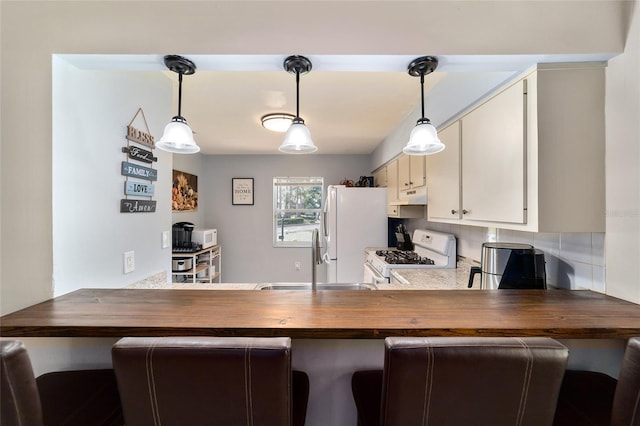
[120,199,157,213]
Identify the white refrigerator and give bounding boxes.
[322,185,387,283]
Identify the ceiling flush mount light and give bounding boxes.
[156,55,200,154]
[279,55,317,154]
[261,113,296,132]
[403,56,445,156]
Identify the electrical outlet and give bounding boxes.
[162,231,170,248]
[295,261,301,271]
[124,251,135,274]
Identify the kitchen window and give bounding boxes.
[273,177,324,247]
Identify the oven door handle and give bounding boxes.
[365,263,388,283]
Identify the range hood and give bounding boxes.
[390,187,427,205]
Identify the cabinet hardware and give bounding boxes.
[463,209,470,215]
[451,209,458,214]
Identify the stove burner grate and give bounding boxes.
[376,250,435,265]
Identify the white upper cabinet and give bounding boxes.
[461,79,526,224]
[426,63,605,232]
[426,121,461,220]
[373,167,387,188]
[398,155,426,199]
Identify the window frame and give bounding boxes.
[273,177,324,248]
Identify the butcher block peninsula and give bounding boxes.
[2,288,640,339]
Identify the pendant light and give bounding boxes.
[279,55,317,154]
[402,56,445,156]
[156,55,200,154]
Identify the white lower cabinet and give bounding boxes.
[426,63,605,232]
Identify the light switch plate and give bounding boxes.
[162,231,170,248]
[124,251,135,274]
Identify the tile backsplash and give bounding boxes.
[497,229,606,293]
[413,220,606,293]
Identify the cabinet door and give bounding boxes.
[409,156,426,189]
[397,155,411,191]
[373,168,387,188]
[426,121,461,220]
[386,159,398,203]
[461,80,526,224]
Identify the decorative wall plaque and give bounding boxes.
[232,178,254,205]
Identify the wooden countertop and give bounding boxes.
[2,288,640,339]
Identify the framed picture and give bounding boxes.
[232,178,254,205]
[172,170,198,212]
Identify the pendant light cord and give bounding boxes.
[295,70,300,118]
[420,73,425,120]
[177,73,183,118]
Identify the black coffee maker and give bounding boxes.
[172,222,196,250]
[468,242,546,289]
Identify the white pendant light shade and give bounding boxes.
[156,117,200,154]
[403,120,444,155]
[156,55,200,155]
[279,55,317,154]
[402,56,444,156]
[279,119,317,153]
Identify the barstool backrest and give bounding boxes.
[112,336,292,426]
[0,340,44,426]
[381,336,568,426]
[611,337,640,426]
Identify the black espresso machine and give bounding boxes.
[468,242,546,289]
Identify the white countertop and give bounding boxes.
[127,260,479,291]
[377,261,478,290]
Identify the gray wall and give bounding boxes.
[200,154,372,283]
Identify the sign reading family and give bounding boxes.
[121,161,158,181]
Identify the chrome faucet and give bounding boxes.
[311,228,323,291]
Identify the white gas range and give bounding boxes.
[364,229,457,284]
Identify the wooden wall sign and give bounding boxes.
[125,181,155,196]
[120,199,157,213]
[126,108,154,149]
[122,146,157,163]
[121,161,157,181]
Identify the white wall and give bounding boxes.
[52,58,173,296]
[605,0,640,303]
[200,154,372,283]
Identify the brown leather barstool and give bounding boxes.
[353,336,569,426]
[1,340,123,426]
[554,337,640,426]
[112,336,308,426]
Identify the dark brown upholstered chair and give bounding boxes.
[1,340,123,426]
[352,336,569,426]
[1,340,44,426]
[554,337,640,426]
[112,336,308,426]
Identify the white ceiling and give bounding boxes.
[53,0,623,156]
[61,53,614,155]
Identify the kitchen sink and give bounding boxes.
[255,283,377,291]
